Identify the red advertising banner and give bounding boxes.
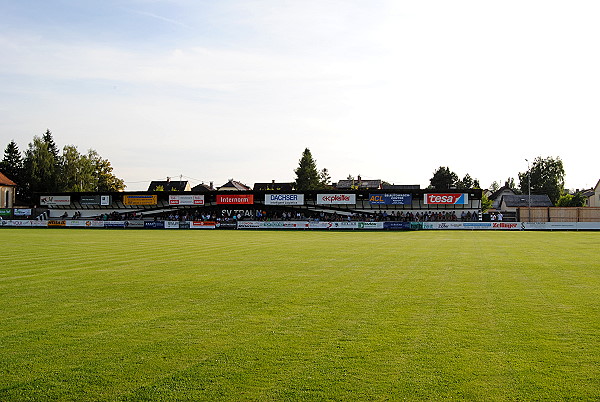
[216,194,254,204]
[424,193,468,204]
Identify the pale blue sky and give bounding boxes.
[1,0,599,191]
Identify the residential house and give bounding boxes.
[0,171,16,208]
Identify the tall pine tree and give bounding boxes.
[294,148,322,190]
[1,140,23,184]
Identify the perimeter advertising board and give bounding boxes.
[190,221,216,229]
[80,195,112,206]
[216,195,254,204]
[40,196,71,206]
[165,221,180,229]
[264,194,304,205]
[123,195,157,205]
[169,195,205,206]
[0,209,11,217]
[144,221,164,229]
[369,194,412,205]
[423,193,468,205]
[316,194,356,205]
[14,209,32,216]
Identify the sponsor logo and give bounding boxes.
[123,195,157,205]
[424,193,468,204]
[48,220,66,227]
[169,195,205,206]
[492,222,518,229]
[40,196,71,206]
[190,221,216,229]
[216,195,254,204]
[317,194,356,204]
[369,194,412,205]
[265,194,304,205]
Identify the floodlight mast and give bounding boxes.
[525,159,531,222]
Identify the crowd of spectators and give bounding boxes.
[51,208,482,223]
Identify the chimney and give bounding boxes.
[210,181,214,190]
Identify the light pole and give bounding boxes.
[525,159,531,222]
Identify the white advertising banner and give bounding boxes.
[264,194,304,205]
[169,195,205,206]
[40,196,71,206]
[66,220,89,227]
[358,222,384,229]
[165,221,180,229]
[8,220,32,227]
[308,222,334,229]
[331,222,360,229]
[13,209,32,216]
[522,222,600,230]
[236,221,309,229]
[316,194,356,205]
[422,222,522,230]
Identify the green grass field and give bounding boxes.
[1,229,599,401]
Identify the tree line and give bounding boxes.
[295,149,583,207]
[1,130,125,204]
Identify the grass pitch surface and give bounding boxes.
[0,229,599,401]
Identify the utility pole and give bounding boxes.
[525,159,531,222]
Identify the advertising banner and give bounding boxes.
[66,220,91,227]
[31,220,48,227]
[144,221,164,229]
[169,195,205,206]
[237,221,261,229]
[384,222,411,230]
[216,194,254,204]
[9,220,32,227]
[89,221,105,228]
[316,194,356,205]
[48,220,66,227]
[216,222,237,229]
[0,209,11,216]
[14,209,32,216]
[123,195,157,205]
[80,195,101,205]
[190,221,216,229]
[424,193,469,205]
[100,195,112,206]
[308,222,334,229]
[369,194,412,205]
[523,222,576,230]
[104,221,126,228]
[358,222,384,229]
[165,221,180,229]
[236,221,309,229]
[264,194,304,205]
[40,196,71,206]
[126,220,145,228]
[331,222,360,229]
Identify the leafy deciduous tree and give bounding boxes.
[519,156,565,205]
[429,166,458,190]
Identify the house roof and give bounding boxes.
[382,184,421,190]
[218,179,251,191]
[500,194,553,208]
[191,183,216,192]
[147,180,190,192]
[0,171,17,186]
[335,179,382,189]
[489,185,516,201]
[254,182,295,191]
